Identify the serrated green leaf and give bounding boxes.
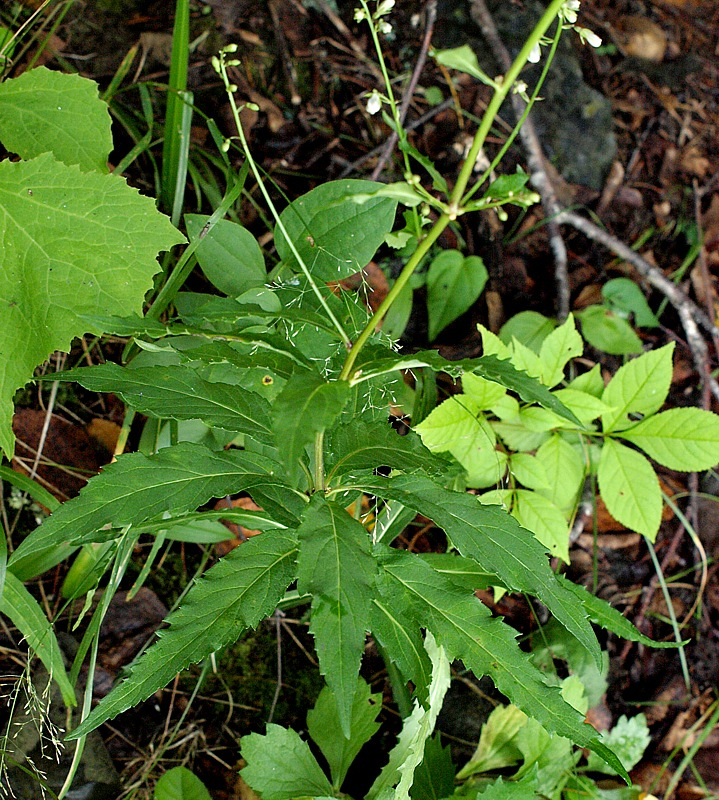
[185,214,265,297]
[297,496,375,736]
[356,475,600,668]
[0,573,76,707]
[54,363,273,444]
[0,153,184,460]
[535,434,585,513]
[275,179,397,281]
[410,734,455,800]
[241,723,333,800]
[69,530,298,738]
[598,439,661,539]
[419,553,495,592]
[567,363,605,398]
[601,343,675,432]
[9,443,292,580]
[619,407,719,471]
[307,678,382,788]
[499,311,556,353]
[512,490,569,564]
[0,67,112,172]
[325,420,442,482]
[508,453,549,490]
[510,338,543,380]
[552,388,611,423]
[578,306,643,356]
[154,767,211,800]
[426,250,487,340]
[472,771,539,800]
[539,314,584,387]
[555,575,681,648]
[275,376,349,482]
[586,714,650,775]
[376,550,624,776]
[461,372,507,408]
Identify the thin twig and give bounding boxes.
[470,0,570,319]
[371,1,438,180]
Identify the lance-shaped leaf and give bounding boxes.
[307,678,382,789]
[241,724,333,800]
[356,474,600,668]
[0,573,76,707]
[296,496,376,737]
[0,67,112,172]
[375,549,626,779]
[619,407,719,471]
[9,443,293,580]
[598,438,661,539]
[325,420,444,482]
[68,530,298,738]
[53,363,273,444]
[351,347,580,426]
[273,372,351,483]
[274,179,397,281]
[0,153,184,459]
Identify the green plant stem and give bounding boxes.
[340,0,566,380]
[314,430,325,492]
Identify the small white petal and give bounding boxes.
[527,44,541,63]
[366,91,382,115]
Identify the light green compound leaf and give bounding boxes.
[376,550,624,777]
[601,343,674,432]
[54,363,273,444]
[273,371,351,483]
[586,714,651,775]
[241,723,333,800]
[0,572,75,707]
[461,372,507,408]
[356,475,601,668]
[274,179,397,281]
[367,631,450,800]
[0,67,112,172]
[0,153,184,461]
[307,678,382,789]
[9,443,292,581]
[598,439,662,539]
[508,453,548,490]
[535,434,586,514]
[512,490,569,564]
[578,305,643,356]
[456,703,526,778]
[185,214,265,297]
[154,767,212,800]
[619,407,719,471]
[432,44,497,87]
[296,496,376,737]
[539,314,584,387]
[471,771,539,800]
[567,363,605,398]
[70,530,298,738]
[325,420,442,482]
[509,338,543,380]
[426,250,488,341]
[499,311,556,353]
[552,388,611,424]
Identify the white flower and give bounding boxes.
[376,0,395,15]
[378,19,392,34]
[577,26,602,47]
[354,7,367,22]
[527,43,541,63]
[366,90,383,115]
[561,0,580,24]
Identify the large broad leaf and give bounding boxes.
[69,530,298,738]
[241,724,334,800]
[154,767,212,800]
[0,573,75,707]
[0,153,184,459]
[54,363,273,444]
[376,549,626,778]
[306,678,382,789]
[352,347,581,426]
[274,179,397,281]
[538,315,583,388]
[296,497,376,736]
[619,408,719,471]
[426,250,487,341]
[9,443,292,580]
[534,434,585,513]
[511,490,569,564]
[356,474,600,668]
[601,343,674,432]
[273,372,351,483]
[598,438,662,539]
[325,420,443,483]
[185,214,266,297]
[0,67,112,172]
